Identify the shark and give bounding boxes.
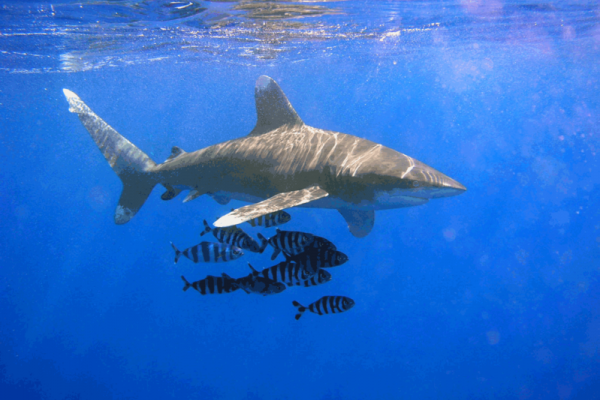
[63,76,466,238]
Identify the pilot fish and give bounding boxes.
[247,262,330,287]
[200,220,266,253]
[170,241,243,264]
[181,275,238,295]
[223,272,286,296]
[245,210,291,228]
[284,247,349,271]
[258,229,315,260]
[282,235,337,257]
[297,269,332,288]
[292,296,355,320]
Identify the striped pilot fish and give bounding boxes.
[223,272,286,296]
[245,210,291,228]
[284,247,349,272]
[170,241,243,264]
[181,275,238,295]
[200,220,266,253]
[257,228,315,260]
[282,235,337,257]
[292,296,355,320]
[297,269,333,288]
[247,262,331,287]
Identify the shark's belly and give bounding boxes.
[213,190,428,211]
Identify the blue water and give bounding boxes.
[2,1,600,399]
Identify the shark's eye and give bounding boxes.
[412,181,420,187]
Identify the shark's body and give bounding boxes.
[63,76,466,237]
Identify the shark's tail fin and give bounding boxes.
[63,89,157,224]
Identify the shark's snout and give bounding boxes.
[403,162,466,199]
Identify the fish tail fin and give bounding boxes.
[257,233,268,254]
[181,275,192,292]
[292,300,306,320]
[200,220,211,237]
[271,248,281,261]
[171,242,181,264]
[63,89,158,224]
[248,263,259,275]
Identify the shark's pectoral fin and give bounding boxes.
[338,209,375,238]
[214,186,329,228]
[207,193,231,205]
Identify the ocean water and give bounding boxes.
[1,1,600,399]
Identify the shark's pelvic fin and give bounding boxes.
[248,76,304,136]
[214,186,329,228]
[338,209,375,238]
[63,89,157,224]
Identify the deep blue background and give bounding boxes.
[1,2,600,399]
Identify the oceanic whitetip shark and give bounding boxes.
[63,76,466,238]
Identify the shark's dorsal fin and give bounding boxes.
[249,76,304,136]
[164,146,186,163]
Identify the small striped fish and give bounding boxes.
[201,220,266,253]
[223,272,286,296]
[258,229,315,260]
[297,269,332,288]
[170,241,243,264]
[247,262,321,287]
[181,275,238,295]
[245,210,291,228]
[284,248,348,272]
[292,296,355,320]
[282,235,336,257]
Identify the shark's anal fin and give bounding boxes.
[337,209,375,238]
[248,76,304,136]
[207,193,231,205]
[214,186,329,228]
[161,185,183,201]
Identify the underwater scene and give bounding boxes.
[1,1,599,399]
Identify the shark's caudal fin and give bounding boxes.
[248,76,304,136]
[63,89,157,224]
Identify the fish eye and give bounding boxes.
[412,181,420,188]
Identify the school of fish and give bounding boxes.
[174,210,355,319]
